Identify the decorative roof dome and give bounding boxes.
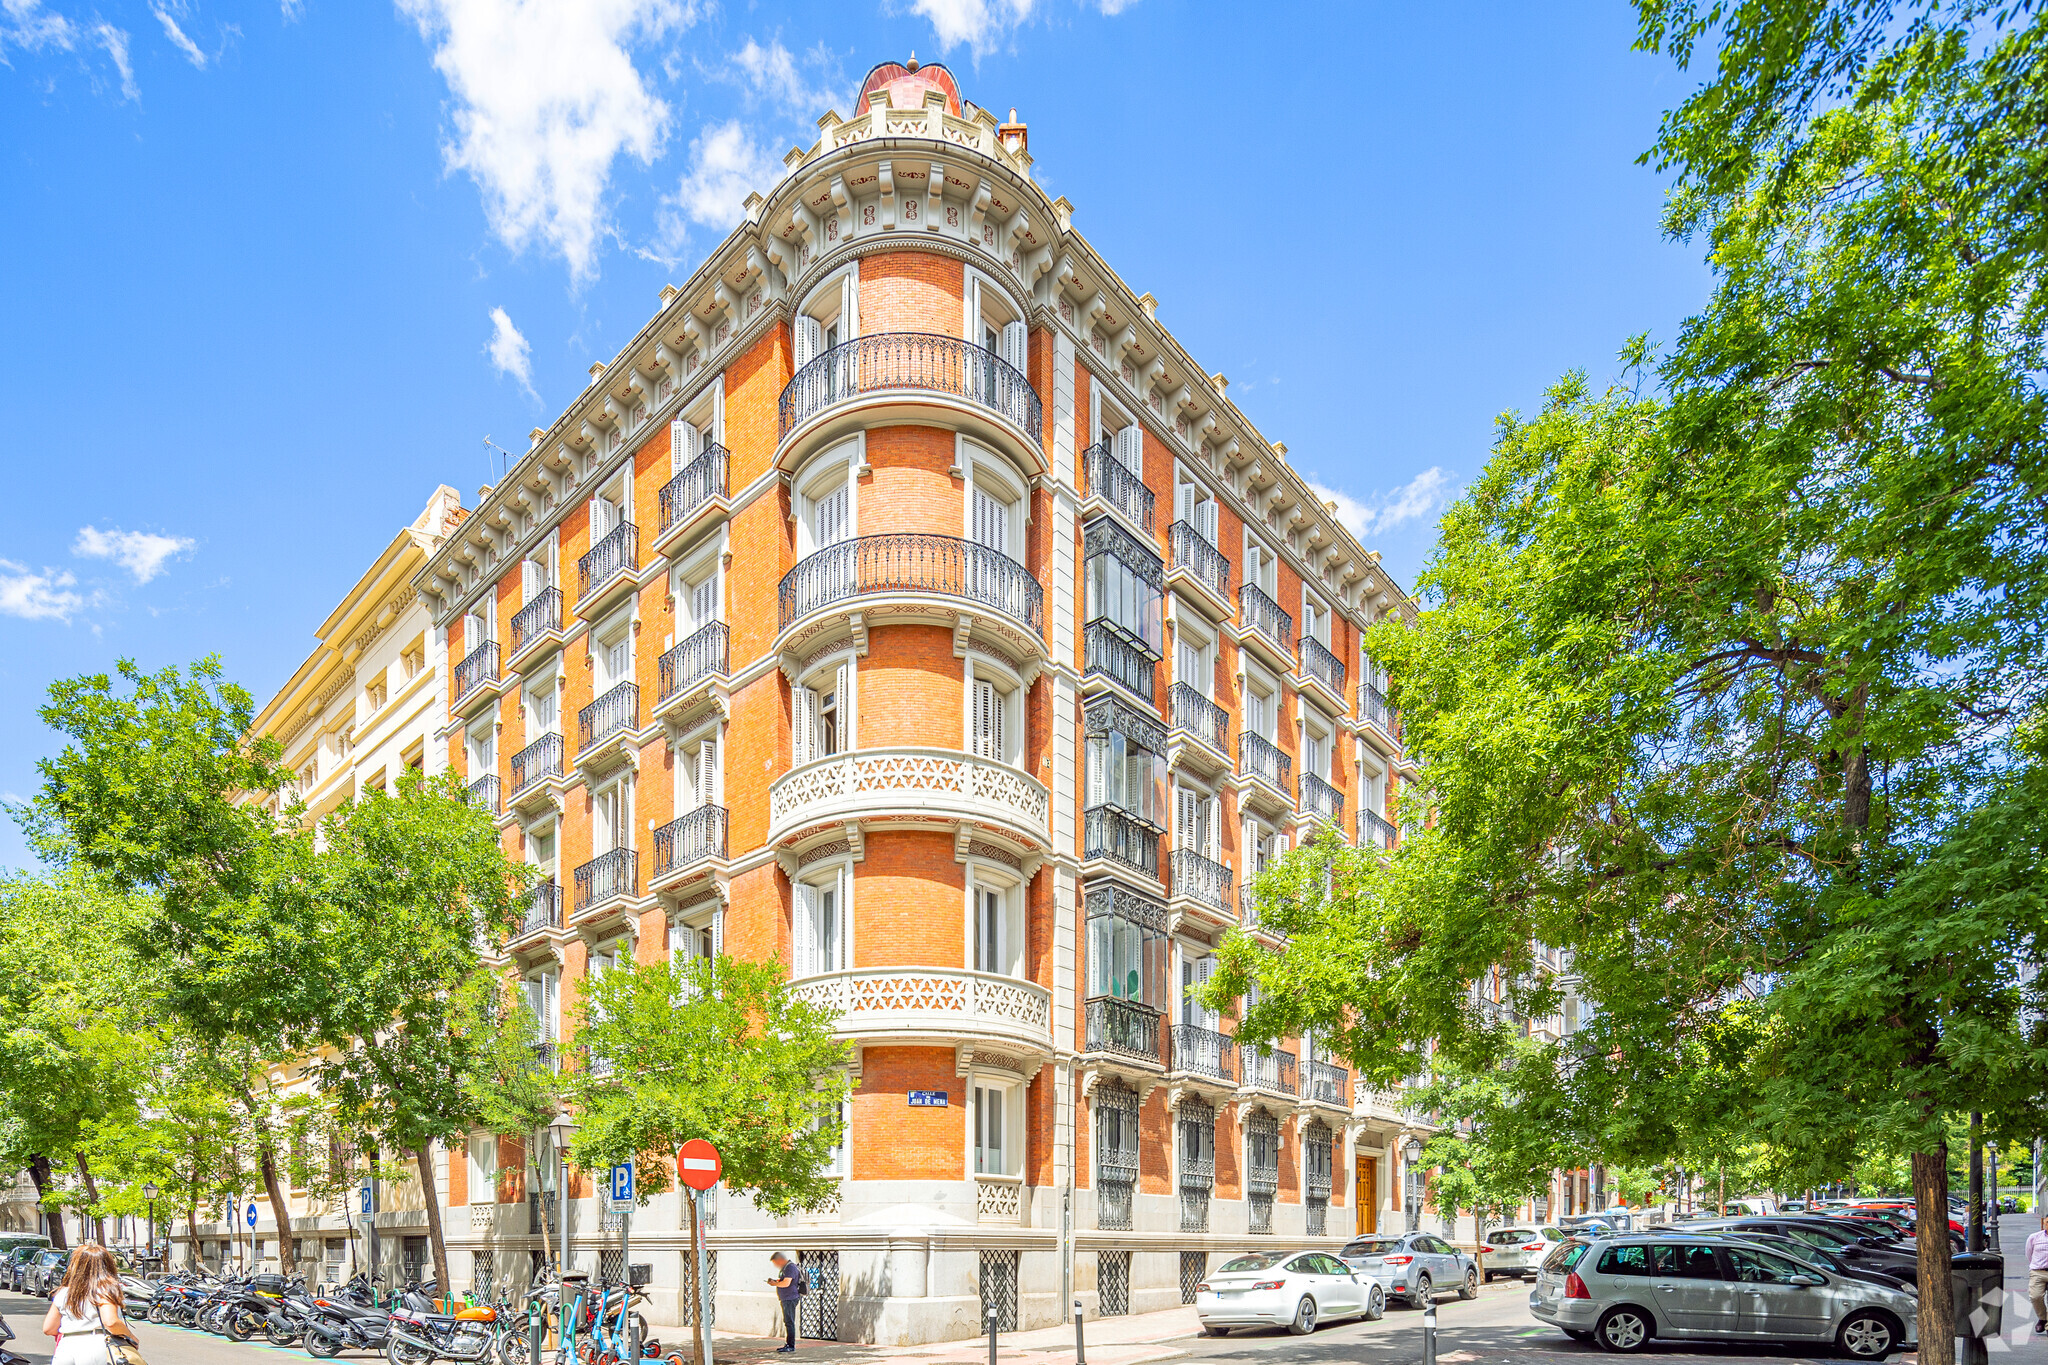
[854,55,964,117]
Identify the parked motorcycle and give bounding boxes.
[0,1315,34,1365]
[385,1297,498,1365]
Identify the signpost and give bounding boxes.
[678,1142,722,1365]
[246,1201,259,1272]
[610,1160,635,1322]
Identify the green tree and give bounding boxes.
[570,955,849,1365]
[459,980,567,1272]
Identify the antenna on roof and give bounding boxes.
[483,435,514,481]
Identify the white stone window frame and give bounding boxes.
[954,434,1030,559]
[588,766,636,858]
[792,263,860,368]
[792,435,864,557]
[792,645,859,765]
[522,661,562,737]
[1301,586,1332,647]
[962,853,1026,980]
[1172,773,1222,862]
[1243,660,1281,742]
[465,718,496,776]
[962,648,1025,769]
[1174,460,1221,545]
[672,712,724,815]
[963,265,1023,349]
[667,899,722,969]
[520,532,559,603]
[669,378,725,474]
[968,1073,1023,1179]
[1300,711,1333,782]
[791,856,854,979]
[668,533,726,642]
[467,1133,497,1204]
[590,600,636,694]
[1175,941,1221,1031]
[590,459,635,532]
[522,816,559,879]
[1174,615,1215,697]
[1243,528,1278,596]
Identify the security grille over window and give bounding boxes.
[1179,1251,1207,1305]
[597,1248,625,1280]
[527,1191,556,1235]
[1177,1098,1215,1233]
[1095,1081,1140,1230]
[678,1251,718,1327]
[1246,1110,1280,1236]
[797,1250,839,1341]
[978,1250,1019,1334]
[1099,1250,1130,1317]
[470,1250,494,1299]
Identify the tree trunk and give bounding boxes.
[258,1142,295,1276]
[529,1139,555,1272]
[416,1144,452,1307]
[27,1155,66,1250]
[1913,1147,1955,1365]
[75,1151,104,1243]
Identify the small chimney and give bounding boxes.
[998,106,1028,154]
[587,362,605,387]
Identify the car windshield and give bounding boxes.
[1217,1253,1290,1273]
[1345,1239,1404,1256]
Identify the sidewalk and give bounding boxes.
[697,1304,1200,1365]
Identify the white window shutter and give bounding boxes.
[698,739,718,808]
[792,686,816,766]
[1204,796,1221,859]
[1175,481,1193,527]
[670,418,695,474]
[1198,495,1218,544]
[835,661,852,750]
[522,559,539,599]
[1087,740,1104,807]
[793,883,816,977]
[1000,320,1027,373]
[711,908,724,960]
[1176,786,1196,846]
[840,274,857,338]
[1114,425,1141,474]
[691,575,717,630]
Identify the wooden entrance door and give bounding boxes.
[1356,1155,1378,1234]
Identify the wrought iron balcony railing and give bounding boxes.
[1168,681,1227,751]
[510,733,562,794]
[572,848,637,914]
[1300,635,1346,697]
[1360,682,1391,733]
[658,621,728,700]
[578,682,639,752]
[578,521,639,603]
[1083,441,1154,533]
[1169,848,1233,915]
[1308,1060,1349,1107]
[1084,805,1161,879]
[465,774,500,816]
[1169,520,1230,600]
[1360,809,1397,850]
[511,588,561,653]
[1084,618,1156,701]
[653,805,727,875]
[519,880,562,936]
[1239,1045,1298,1096]
[778,534,1043,636]
[1239,731,1291,792]
[1168,1023,1236,1082]
[658,442,729,532]
[1300,771,1345,823]
[1083,996,1161,1064]
[778,332,1043,447]
[453,642,498,704]
[1239,582,1292,653]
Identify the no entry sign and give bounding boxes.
[678,1139,721,1191]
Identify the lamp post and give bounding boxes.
[547,1114,577,1278]
[1402,1136,1425,1233]
[143,1183,159,1266]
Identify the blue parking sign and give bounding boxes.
[361,1182,372,1215]
[610,1161,633,1203]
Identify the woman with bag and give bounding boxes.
[40,1243,142,1365]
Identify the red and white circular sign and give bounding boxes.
[677,1139,722,1191]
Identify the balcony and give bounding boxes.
[572,848,638,917]
[1169,848,1233,918]
[652,805,727,880]
[1299,635,1346,707]
[1167,521,1231,614]
[465,774,501,817]
[1168,681,1228,754]
[778,332,1043,452]
[528,1041,558,1073]
[577,682,639,764]
[778,534,1043,640]
[1167,1023,1237,1084]
[1299,771,1345,826]
[1359,683,1395,743]
[1239,1045,1297,1097]
[1360,809,1397,851]
[787,967,1054,1056]
[452,642,499,713]
[509,588,563,665]
[657,442,729,539]
[1238,731,1292,812]
[1083,996,1162,1065]
[1082,441,1154,534]
[768,746,1050,851]
[577,521,639,612]
[510,733,563,798]
[656,621,728,718]
[513,880,562,940]
[1307,1060,1349,1108]
[1083,618,1156,702]
[1083,804,1162,880]
[1236,581,1286,667]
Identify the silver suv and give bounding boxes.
[1529,1233,1918,1358]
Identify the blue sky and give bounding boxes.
[0,0,1711,869]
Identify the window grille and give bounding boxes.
[1095,1082,1140,1231]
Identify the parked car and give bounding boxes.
[0,1246,41,1292]
[1479,1225,1568,1282]
[1690,1230,1916,1294]
[26,1249,68,1296]
[1681,1217,1919,1285]
[1193,1249,1385,1336]
[1529,1233,1919,1359]
[1338,1231,1479,1306]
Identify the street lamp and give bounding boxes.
[547,1114,577,1277]
[142,1182,159,1264]
[1401,1137,1425,1233]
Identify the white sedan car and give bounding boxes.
[1195,1249,1386,1336]
[1481,1225,1568,1281]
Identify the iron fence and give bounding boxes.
[1239,731,1291,791]
[572,848,637,914]
[1084,805,1161,878]
[1300,771,1345,823]
[466,774,500,815]
[1360,809,1397,850]
[1084,996,1161,1063]
[1085,618,1156,700]
[1084,441,1154,532]
[1300,635,1346,697]
[511,733,562,793]
[778,533,1042,635]
[511,589,561,652]
[1239,582,1292,652]
[578,682,639,751]
[578,522,639,602]
[453,642,498,704]
[779,332,1043,446]
[1169,848,1233,914]
[1168,1023,1235,1081]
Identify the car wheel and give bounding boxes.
[1410,1272,1433,1306]
[1594,1306,1653,1353]
[1365,1284,1385,1321]
[1460,1268,1479,1300]
[1289,1296,1319,1335]
[1836,1310,1899,1360]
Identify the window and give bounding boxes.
[595,619,632,692]
[467,724,496,776]
[1177,628,1212,696]
[1245,535,1278,595]
[966,659,1020,765]
[592,780,630,856]
[1175,471,1219,544]
[1246,682,1275,740]
[795,442,857,556]
[1084,694,1167,826]
[468,1135,497,1203]
[528,682,559,736]
[527,827,556,879]
[523,970,559,1042]
[972,880,1021,977]
[793,866,848,977]
[974,1081,1018,1175]
[522,550,555,600]
[1723,1247,1799,1283]
[365,672,389,713]
[1303,594,1330,647]
[1180,950,1219,1029]
[1304,721,1329,779]
[792,659,853,765]
[1084,517,1164,655]
[678,733,720,811]
[971,476,1019,561]
[679,563,720,633]
[1655,1244,1728,1280]
[792,269,857,369]
[818,1098,851,1177]
[1174,782,1220,860]
[1084,884,1166,1008]
[401,644,425,681]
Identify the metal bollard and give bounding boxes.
[1422,1298,1438,1365]
[986,1305,999,1365]
[627,1310,640,1364]
[1073,1297,1085,1365]
[527,1307,543,1365]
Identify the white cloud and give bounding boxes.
[1,0,77,54]
[1093,0,1139,11]
[904,0,1034,54]
[397,0,698,283]
[94,20,135,98]
[723,37,844,118]
[666,118,777,235]
[73,525,195,583]
[1311,468,1453,542]
[151,4,205,67]
[279,0,303,18]
[486,306,535,395]
[0,561,85,622]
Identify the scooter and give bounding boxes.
[0,1315,34,1365]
